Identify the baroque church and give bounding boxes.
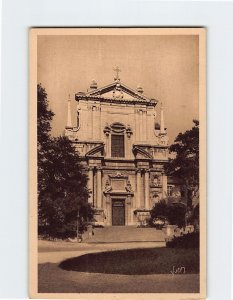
[65,68,171,226]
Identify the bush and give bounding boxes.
[166,232,199,249]
[149,199,186,228]
[167,203,186,227]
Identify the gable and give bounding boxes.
[99,90,136,101]
[75,80,158,107]
[86,81,151,102]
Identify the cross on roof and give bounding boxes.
[113,66,121,80]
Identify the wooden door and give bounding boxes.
[112,199,125,226]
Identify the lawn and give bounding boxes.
[59,247,199,275]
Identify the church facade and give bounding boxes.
[65,70,169,226]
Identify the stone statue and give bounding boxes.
[104,179,112,192]
[125,180,133,192]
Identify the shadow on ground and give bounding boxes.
[59,247,199,275]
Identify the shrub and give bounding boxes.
[149,199,186,228]
[167,203,186,227]
[166,232,199,249]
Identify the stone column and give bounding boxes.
[136,169,141,208]
[162,173,168,198]
[145,170,150,209]
[96,167,102,208]
[87,167,94,205]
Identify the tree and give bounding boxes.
[165,120,199,208]
[37,84,93,238]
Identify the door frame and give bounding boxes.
[111,198,126,226]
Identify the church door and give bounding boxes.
[112,199,125,226]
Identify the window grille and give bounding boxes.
[111,134,125,157]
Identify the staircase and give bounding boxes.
[84,226,165,243]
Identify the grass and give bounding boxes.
[59,247,199,275]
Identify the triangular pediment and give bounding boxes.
[87,81,149,101]
[76,80,158,106]
[99,90,136,101]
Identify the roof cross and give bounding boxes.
[113,66,121,80]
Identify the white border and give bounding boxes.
[1,1,233,299]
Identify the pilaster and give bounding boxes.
[96,167,102,208]
[136,169,141,208]
[144,169,150,209]
[162,173,168,198]
[87,167,94,205]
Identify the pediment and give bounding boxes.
[76,80,157,103]
[85,144,104,157]
[86,81,151,102]
[133,146,153,160]
[100,90,136,101]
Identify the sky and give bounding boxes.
[37,33,199,143]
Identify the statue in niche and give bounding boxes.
[153,175,160,186]
[125,180,133,192]
[104,179,112,192]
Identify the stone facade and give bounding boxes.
[65,73,169,226]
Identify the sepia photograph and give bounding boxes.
[29,28,206,299]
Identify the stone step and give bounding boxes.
[84,226,165,243]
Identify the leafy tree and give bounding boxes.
[37,84,54,147]
[165,120,199,208]
[37,84,93,238]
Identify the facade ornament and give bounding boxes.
[104,179,112,192]
[126,125,133,138]
[113,82,124,99]
[90,79,98,90]
[157,134,169,146]
[137,85,143,94]
[125,180,133,193]
[136,168,142,174]
[116,171,123,177]
[103,124,111,136]
[111,122,125,133]
[109,171,128,179]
